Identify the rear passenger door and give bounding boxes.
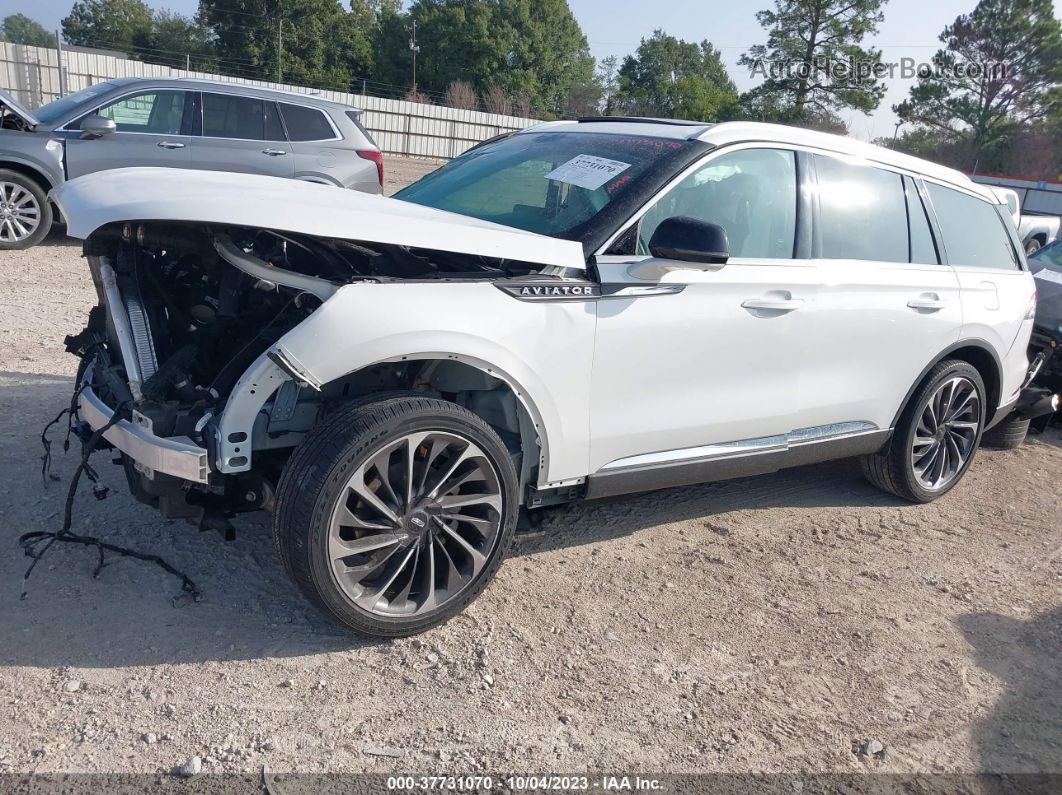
[923,181,1036,411]
[798,153,963,433]
[191,92,293,179]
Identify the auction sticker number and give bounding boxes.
[545,155,631,191]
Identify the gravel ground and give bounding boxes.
[0,156,1059,781]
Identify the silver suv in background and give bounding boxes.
[0,77,383,249]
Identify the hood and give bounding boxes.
[51,168,587,270]
[1033,265,1062,336]
[0,89,39,127]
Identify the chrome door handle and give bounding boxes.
[262,148,287,156]
[741,298,804,312]
[157,141,185,149]
[907,298,950,310]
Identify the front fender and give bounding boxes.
[216,280,597,485]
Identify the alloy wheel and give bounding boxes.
[327,431,504,617]
[910,376,981,491]
[0,182,41,244]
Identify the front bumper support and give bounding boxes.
[78,385,210,484]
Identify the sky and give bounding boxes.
[9,0,1062,141]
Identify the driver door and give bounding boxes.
[64,90,193,179]
[588,146,819,474]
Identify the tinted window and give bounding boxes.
[264,102,285,141]
[202,93,272,141]
[904,176,938,264]
[1031,241,1062,272]
[638,148,797,258]
[926,183,1019,269]
[96,91,186,134]
[815,154,907,263]
[280,103,335,141]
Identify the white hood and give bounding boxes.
[51,168,586,270]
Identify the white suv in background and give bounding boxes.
[54,119,1036,636]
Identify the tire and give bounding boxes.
[861,359,986,503]
[0,169,52,250]
[273,395,519,637]
[981,414,1030,449]
[1025,238,1042,256]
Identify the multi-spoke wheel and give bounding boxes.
[862,360,986,503]
[274,395,518,637]
[0,171,51,250]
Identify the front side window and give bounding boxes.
[202,93,281,141]
[815,154,908,264]
[279,103,335,141]
[96,91,187,134]
[926,182,1019,270]
[396,132,692,240]
[636,148,797,259]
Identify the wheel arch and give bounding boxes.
[890,340,1004,430]
[0,159,55,192]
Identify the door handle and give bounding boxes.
[741,298,804,312]
[907,297,950,311]
[156,141,185,149]
[261,148,288,156]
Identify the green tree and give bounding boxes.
[1,14,57,47]
[739,0,886,127]
[198,0,376,89]
[62,0,153,53]
[597,54,620,114]
[148,11,215,70]
[614,30,739,121]
[893,0,1062,170]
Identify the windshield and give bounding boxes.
[32,82,119,125]
[1031,240,1062,273]
[394,131,689,240]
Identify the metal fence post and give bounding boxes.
[55,31,67,97]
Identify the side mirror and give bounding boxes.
[79,115,117,139]
[648,216,730,264]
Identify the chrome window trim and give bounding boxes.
[595,140,989,258]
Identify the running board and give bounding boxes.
[585,427,890,500]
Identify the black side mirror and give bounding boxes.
[648,216,729,264]
[79,115,117,139]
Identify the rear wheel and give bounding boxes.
[274,395,518,637]
[0,170,51,250]
[981,414,1030,449]
[862,360,985,503]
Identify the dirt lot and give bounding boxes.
[0,156,1059,782]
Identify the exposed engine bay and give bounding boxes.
[72,222,543,525]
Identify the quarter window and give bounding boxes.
[925,183,1020,270]
[202,93,281,141]
[279,103,335,141]
[96,91,187,135]
[814,154,908,264]
[637,148,797,258]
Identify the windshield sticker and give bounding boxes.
[1033,267,1062,286]
[546,154,631,191]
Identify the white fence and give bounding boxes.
[0,42,538,160]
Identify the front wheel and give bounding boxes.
[0,170,52,250]
[273,395,519,637]
[862,360,986,503]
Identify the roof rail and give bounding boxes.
[575,116,709,127]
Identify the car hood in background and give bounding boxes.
[0,88,40,127]
[1033,265,1062,335]
[51,168,587,270]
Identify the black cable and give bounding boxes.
[22,401,202,604]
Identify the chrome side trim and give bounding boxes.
[600,421,880,472]
[78,385,209,483]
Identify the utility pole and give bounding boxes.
[55,31,67,97]
[277,19,283,83]
[408,20,420,93]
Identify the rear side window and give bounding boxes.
[202,93,274,141]
[814,154,907,263]
[904,176,938,264]
[279,103,335,141]
[926,183,1019,269]
[346,111,377,146]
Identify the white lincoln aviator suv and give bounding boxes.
[52,118,1036,636]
